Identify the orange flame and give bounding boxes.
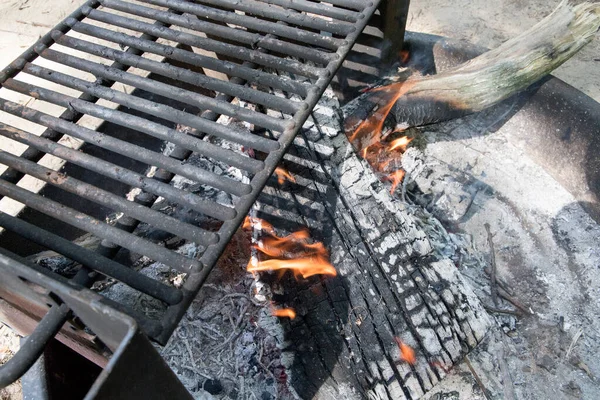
[399,49,410,64]
[386,170,405,195]
[345,81,416,195]
[394,337,416,365]
[272,307,296,319]
[388,136,413,152]
[244,217,337,280]
[274,166,296,185]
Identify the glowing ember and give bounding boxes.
[394,337,416,365]
[388,136,413,152]
[399,49,410,64]
[272,307,296,319]
[244,217,337,280]
[274,166,296,185]
[386,170,406,195]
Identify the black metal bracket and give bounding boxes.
[0,252,192,399]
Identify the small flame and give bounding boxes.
[272,307,296,319]
[394,337,416,365]
[388,136,413,152]
[399,49,410,64]
[274,166,296,185]
[386,170,405,195]
[244,217,337,280]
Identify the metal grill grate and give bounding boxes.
[0,0,380,353]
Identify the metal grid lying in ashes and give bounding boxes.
[0,0,380,344]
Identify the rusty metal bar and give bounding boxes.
[0,179,203,272]
[68,19,310,96]
[51,32,306,112]
[84,7,324,78]
[188,0,355,35]
[257,0,361,22]
[22,64,267,172]
[36,50,288,134]
[0,212,182,305]
[0,94,251,197]
[0,151,217,246]
[0,123,236,221]
[139,0,343,49]
[100,0,335,64]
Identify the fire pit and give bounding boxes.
[1,0,600,399]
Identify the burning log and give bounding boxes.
[250,89,492,399]
[345,1,600,146]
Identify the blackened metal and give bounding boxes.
[101,0,335,64]
[187,0,355,35]
[83,7,324,79]
[0,304,71,388]
[22,64,266,172]
[51,32,306,113]
[69,20,310,96]
[258,0,361,22]
[0,152,216,246]
[140,0,343,50]
[0,95,251,197]
[0,123,236,221]
[159,0,382,343]
[0,0,166,191]
[0,211,181,304]
[37,49,288,133]
[0,180,203,272]
[0,0,385,387]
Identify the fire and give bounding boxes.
[388,136,413,152]
[386,170,405,195]
[274,166,296,185]
[399,49,410,64]
[244,217,337,280]
[272,307,296,319]
[394,337,416,365]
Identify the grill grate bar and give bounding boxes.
[22,63,265,173]
[257,0,362,22]
[84,7,325,79]
[68,20,310,97]
[51,32,306,113]
[0,123,237,221]
[0,178,203,272]
[37,49,288,134]
[185,0,355,35]
[140,0,344,50]
[312,0,367,11]
[0,150,217,246]
[0,94,251,198]
[0,0,382,350]
[0,211,182,305]
[101,0,336,65]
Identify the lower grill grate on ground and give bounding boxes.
[0,0,381,347]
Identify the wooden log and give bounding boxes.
[344,1,600,147]
[252,89,491,399]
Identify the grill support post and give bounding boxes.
[380,0,410,63]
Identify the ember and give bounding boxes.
[271,307,296,319]
[273,166,296,185]
[394,337,416,365]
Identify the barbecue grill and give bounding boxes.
[0,0,409,397]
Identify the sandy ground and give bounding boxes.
[0,0,599,399]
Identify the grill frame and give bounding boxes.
[0,0,387,387]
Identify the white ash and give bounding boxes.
[400,106,600,399]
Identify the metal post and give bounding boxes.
[380,0,410,64]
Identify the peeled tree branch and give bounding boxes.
[345,1,600,150]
